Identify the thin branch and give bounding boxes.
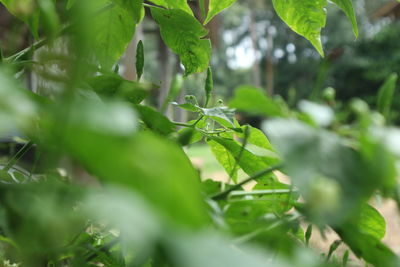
[211,163,284,201]
[2,141,34,172]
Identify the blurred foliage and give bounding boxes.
[0,0,399,267]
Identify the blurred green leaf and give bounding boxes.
[230,86,287,117]
[298,100,334,127]
[0,0,40,38]
[377,73,398,120]
[0,66,37,135]
[37,0,60,37]
[88,74,149,103]
[49,99,209,228]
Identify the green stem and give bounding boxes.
[228,189,296,198]
[211,164,284,200]
[228,125,250,183]
[2,141,34,172]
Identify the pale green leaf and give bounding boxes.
[204,0,237,24]
[272,0,328,56]
[151,7,212,76]
[331,0,358,37]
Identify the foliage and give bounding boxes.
[0,0,399,266]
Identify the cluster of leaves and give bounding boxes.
[0,0,399,266]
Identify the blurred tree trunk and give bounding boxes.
[249,5,261,87]
[266,31,274,96]
[157,33,172,112]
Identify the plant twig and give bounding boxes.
[211,163,284,201]
[2,141,34,172]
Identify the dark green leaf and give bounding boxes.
[204,67,213,107]
[135,104,176,135]
[136,40,144,81]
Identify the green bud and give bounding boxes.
[204,67,213,106]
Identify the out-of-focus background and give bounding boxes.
[1,0,400,263]
[2,0,400,121]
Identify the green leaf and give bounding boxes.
[111,0,144,23]
[91,1,138,69]
[204,0,237,24]
[49,100,208,229]
[162,74,184,112]
[243,126,280,165]
[210,136,277,185]
[0,0,40,38]
[66,0,77,9]
[229,86,287,117]
[37,0,60,37]
[207,139,238,182]
[0,66,37,135]
[135,104,176,135]
[377,73,398,120]
[358,204,386,240]
[200,106,236,127]
[336,224,399,267]
[151,7,212,76]
[149,0,193,15]
[272,0,327,56]
[88,74,149,103]
[136,40,144,81]
[172,102,199,112]
[331,0,358,37]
